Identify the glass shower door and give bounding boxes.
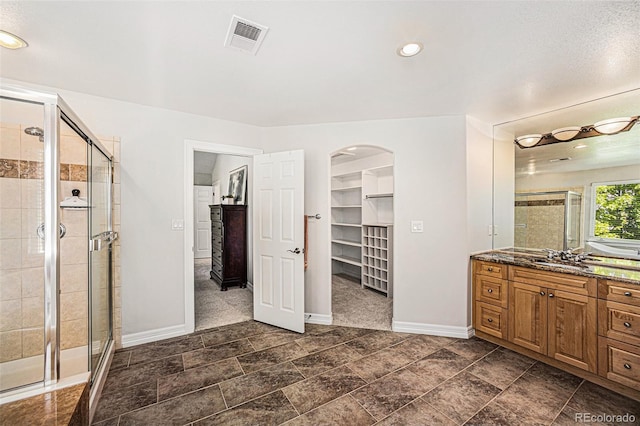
[88,144,113,381]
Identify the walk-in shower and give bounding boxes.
[0,85,116,411]
[514,190,582,251]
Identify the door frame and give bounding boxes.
[183,140,263,334]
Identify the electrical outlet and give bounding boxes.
[411,220,423,233]
[172,219,184,230]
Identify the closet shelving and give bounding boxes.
[331,162,394,295]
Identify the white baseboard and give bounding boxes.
[122,324,188,348]
[392,320,474,339]
[246,281,253,291]
[304,313,332,325]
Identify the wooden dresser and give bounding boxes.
[209,204,247,291]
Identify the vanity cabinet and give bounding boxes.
[508,266,597,373]
[473,261,508,339]
[598,279,640,390]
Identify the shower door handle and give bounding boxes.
[36,223,66,240]
[90,231,119,252]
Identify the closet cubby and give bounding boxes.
[361,225,393,297]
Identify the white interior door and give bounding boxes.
[194,185,213,259]
[253,150,305,333]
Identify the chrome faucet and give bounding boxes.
[543,248,591,264]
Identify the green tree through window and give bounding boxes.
[594,183,640,240]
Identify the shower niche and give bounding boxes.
[330,147,394,297]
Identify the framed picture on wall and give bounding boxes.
[228,165,248,205]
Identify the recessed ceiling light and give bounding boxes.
[0,30,28,49]
[574,144,587,149]
[346,147,357,151]
[398,42,423,57]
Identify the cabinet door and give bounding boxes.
[509,281,547,355]
[548,290,597,372]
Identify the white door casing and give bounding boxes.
[212,180,221,205]
[194,185,213,259]
[253,150,305,333]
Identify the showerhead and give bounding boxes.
[24,126,44,142]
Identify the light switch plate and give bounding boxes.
[411,220,424,233]
[172,219,184,230]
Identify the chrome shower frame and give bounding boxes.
[0,83,114,394]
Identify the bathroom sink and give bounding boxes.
[533,260,587,270]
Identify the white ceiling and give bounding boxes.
[0,1,639,127]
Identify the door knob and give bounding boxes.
[287,248,301,254]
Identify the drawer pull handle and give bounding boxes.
[624,322,632,328]
[487,289,493,293]
[540,291,546,296]
[548,293,554,298]
[487,318,493,323]
[487,267,493,272]
[624,291,632,297]
[624,363,632,370]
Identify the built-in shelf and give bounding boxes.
[332,223,362,228]
[331,205,362,208]
[331,255,362,267]
[332,239,362,247]
[362,224,393,297]
[332,171,362,179]
[331,185,362,192]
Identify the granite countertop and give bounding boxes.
[471,249,640,286]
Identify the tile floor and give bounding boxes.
[92,321,640,425]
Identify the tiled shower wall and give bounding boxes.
[0,121,122,362]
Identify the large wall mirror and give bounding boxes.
[492,89,640,260]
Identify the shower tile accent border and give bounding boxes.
[0,158,86,181]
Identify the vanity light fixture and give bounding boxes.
[514,115,638,149]
[592,117,634,135]
[398,42,423,57]
[514,134,543,148]
[0,30,28,49]
[551,126,581,141]
[574,144,587,149]
[346,147,357,151]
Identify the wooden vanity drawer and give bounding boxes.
[475,301,507,339]
[598,300,640,346]
[475,275,508,308]
[474,261,507,279]
[510,266,596,297]
[598,280,640,308]
[598,337,640,391]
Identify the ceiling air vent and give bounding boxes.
[224,15,269,55]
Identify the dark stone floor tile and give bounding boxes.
[285,395,375,426]
[220,362,304,407]
[303,323,337,335]
[376,397,456,426]
[200,322,274,347]
[247,328,301,350]
[344,330,411,356]
[465,401,527,426]
[526,362,583,394]
[193,390,298,426]
[102,355,183,392]
[292,344,361,378]
[119,385,226,426]
[295,327,374,353]
[446,336,498,361]
[92,380,157,423]
[407,348,474,389]
[351,368,432,420]
[237,341,307,373]
[552,406,607,426]
[465,347,535,390]
[109,350,131,371]
[182,339,254,369]
[565,380,640,418]
[283,365,367,414]
[426,371,502,423]
[393,335,451,361]
[128,335,204,365]
[495,371,583,424]
[347,344,415,383]
[158,358,243,401]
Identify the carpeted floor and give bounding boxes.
[194,261,392,331]
[194,259,253,331]
[332,274,392,331]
